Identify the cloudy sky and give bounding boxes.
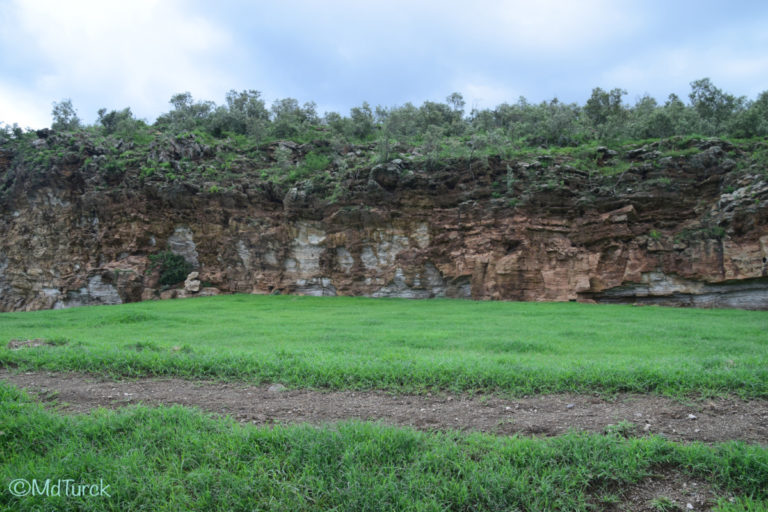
[1,0,766,129]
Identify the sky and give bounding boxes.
[1,0,767,129]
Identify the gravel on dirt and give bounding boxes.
[2,369,767,445]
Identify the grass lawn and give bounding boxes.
[1,295,767,396]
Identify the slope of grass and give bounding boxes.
[0,383,766,512]
[1,296,766,396]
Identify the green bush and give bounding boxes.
[303,151,330,171]
[674,225,726,243]
[148,251,192,286]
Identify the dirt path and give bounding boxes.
[2,369,767,444]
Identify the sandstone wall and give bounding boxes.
[1,141,767,311]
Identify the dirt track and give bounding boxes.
[2,369,767,444]
[4,369,767,510]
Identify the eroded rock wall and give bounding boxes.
[1,140,767,311]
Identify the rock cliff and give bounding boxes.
[1,134,766,311]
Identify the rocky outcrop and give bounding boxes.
[0,136,766,311]
[583,273,768,309]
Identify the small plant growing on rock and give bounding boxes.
[302,151,330,172]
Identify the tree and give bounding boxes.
[688,78,742,134]
[381,103,420,138]
[270,98,302,138]
[445,92,466,135]
[323,111,346,135]
[538,98,581,146]
[155,92,215,133]
[422,125,444,169]
[0,122,24,139]
[728,90,768,138]
[446,92,465,113]
[225,90,267,121]
[583,88,628,140]
[628,95,673,139]
[468,106,495,132]
[51,99,81,131]
[418,100,454,132]
[348,102,375,140]
[220,89,269,137]
[661,93,694,135]
[270,98,318,138]
[301,101,319,125]
[97,107,136,135]
[584,87,626,126]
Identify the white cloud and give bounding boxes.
[0,83,51,129]
[239,0,642,65]
[601,47,768,102]
[449,0,642,54]
[2,0,764,126]
[458,81,521,110]
[1,0,235,126]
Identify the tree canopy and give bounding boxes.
[6,78,764,148]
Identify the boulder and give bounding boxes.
[369,162,400,189]
[184,271,201,293]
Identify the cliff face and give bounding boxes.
[1,135,767,312]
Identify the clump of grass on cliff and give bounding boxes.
[1,296,767,397]
[1,382,766,512]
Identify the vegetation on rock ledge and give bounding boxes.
[0,79,766,198]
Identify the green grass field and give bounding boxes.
[1,295,767,396]
[2,296,768,511]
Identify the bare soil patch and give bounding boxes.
[2,370,767,444]
[596,469,720,511]
[6,338,61,350]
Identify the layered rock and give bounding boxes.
[0,137,766,311]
